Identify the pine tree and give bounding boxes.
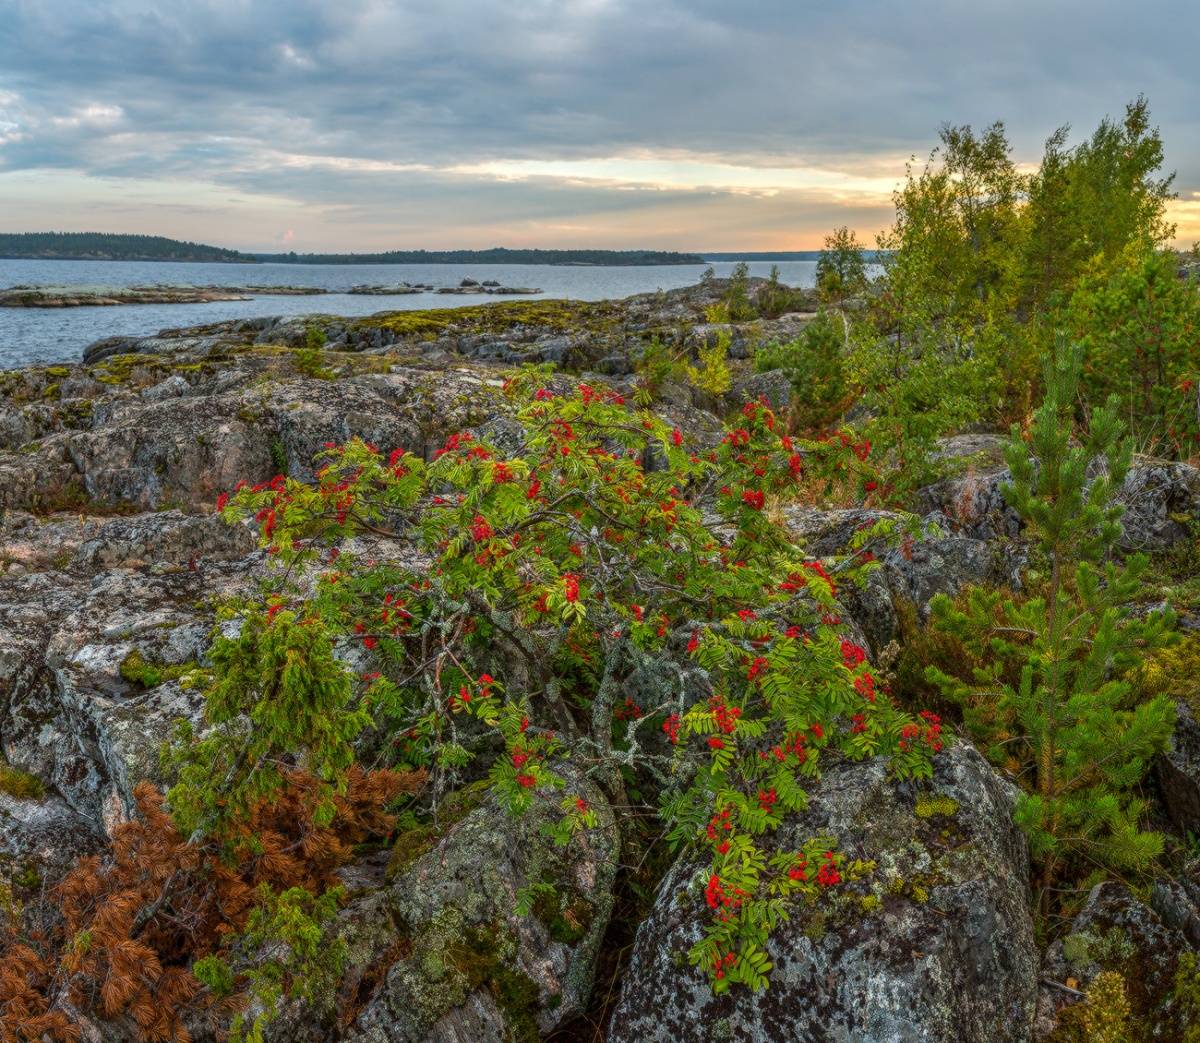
[926,343,1175,914]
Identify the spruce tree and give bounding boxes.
[926,344,1175,914]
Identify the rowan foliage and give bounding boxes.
[206,372,935,991]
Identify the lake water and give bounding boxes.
[0,258,820,368]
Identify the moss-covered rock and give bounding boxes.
[1039,873,1200,1040]
[609,741,1038,1043]
[348,765,617,1042]
[259,767,618,1043]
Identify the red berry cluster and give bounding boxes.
[899,710,944,752]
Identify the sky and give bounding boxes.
[0,0,1198,253]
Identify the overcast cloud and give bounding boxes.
[0,0,1197,250]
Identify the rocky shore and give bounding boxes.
[2,278,1199,1041]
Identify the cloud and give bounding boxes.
[0,0,1197,248]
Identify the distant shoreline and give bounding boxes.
[0,234,709,267]
[0,254,707,266]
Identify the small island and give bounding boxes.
[0,284,325,307]
[0,279,544,307]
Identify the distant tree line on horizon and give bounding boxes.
[0,232,251,263]
[0,233,708,266]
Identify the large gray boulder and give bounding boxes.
[0,790,101,900]
[0,510,260,830]
[608,742,1038,1043]
[917,457,1200,552]
[782,507,1025,656]
[344,772,618,1042]
[0,359,511,511]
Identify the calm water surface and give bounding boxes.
[0,258,821,367]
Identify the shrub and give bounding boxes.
[212,375,935,992]
[757,264,809,318]
[755,311,855,434]
[0,769,416,1042]
[848,328,983,504]
[686,328,733,396]
[632,335,686,404]
[292,325,333,380]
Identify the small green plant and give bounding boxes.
[1079,971,1133,1043]
[633,335,686,405]
[756,265,806,318]
[166,605,370,838]
[705,301,730,324]
[291,326,334,380]
[269,436,288,476]
[0,759,45,800]
[118,650,195,689]
[723,261,756,322]
[224,885,348,1043]
[1175,952,1200,1043]
[687,329,733,396]
[926,344,1176,913]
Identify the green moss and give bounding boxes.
[269,437,289,476]
[801,911,827,942]
[1175,952,1200,1042]
[43,365,71,378]
[1134,632,1200,717]
[12,863,41,890]
[389,906,543,1042]
[531,886,594,945]
[119,650,196,689]
[387,784,486,876]
[452,924,542,1043]
[914,794,960,819]
[41,382,60,401]
[91,352,165,386]
[388,821,439,875]
[355,298,618,341]
[61,398,94,425]
[1062,927,1136,969]
[0,760,45,800]
[87,350,224,389]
